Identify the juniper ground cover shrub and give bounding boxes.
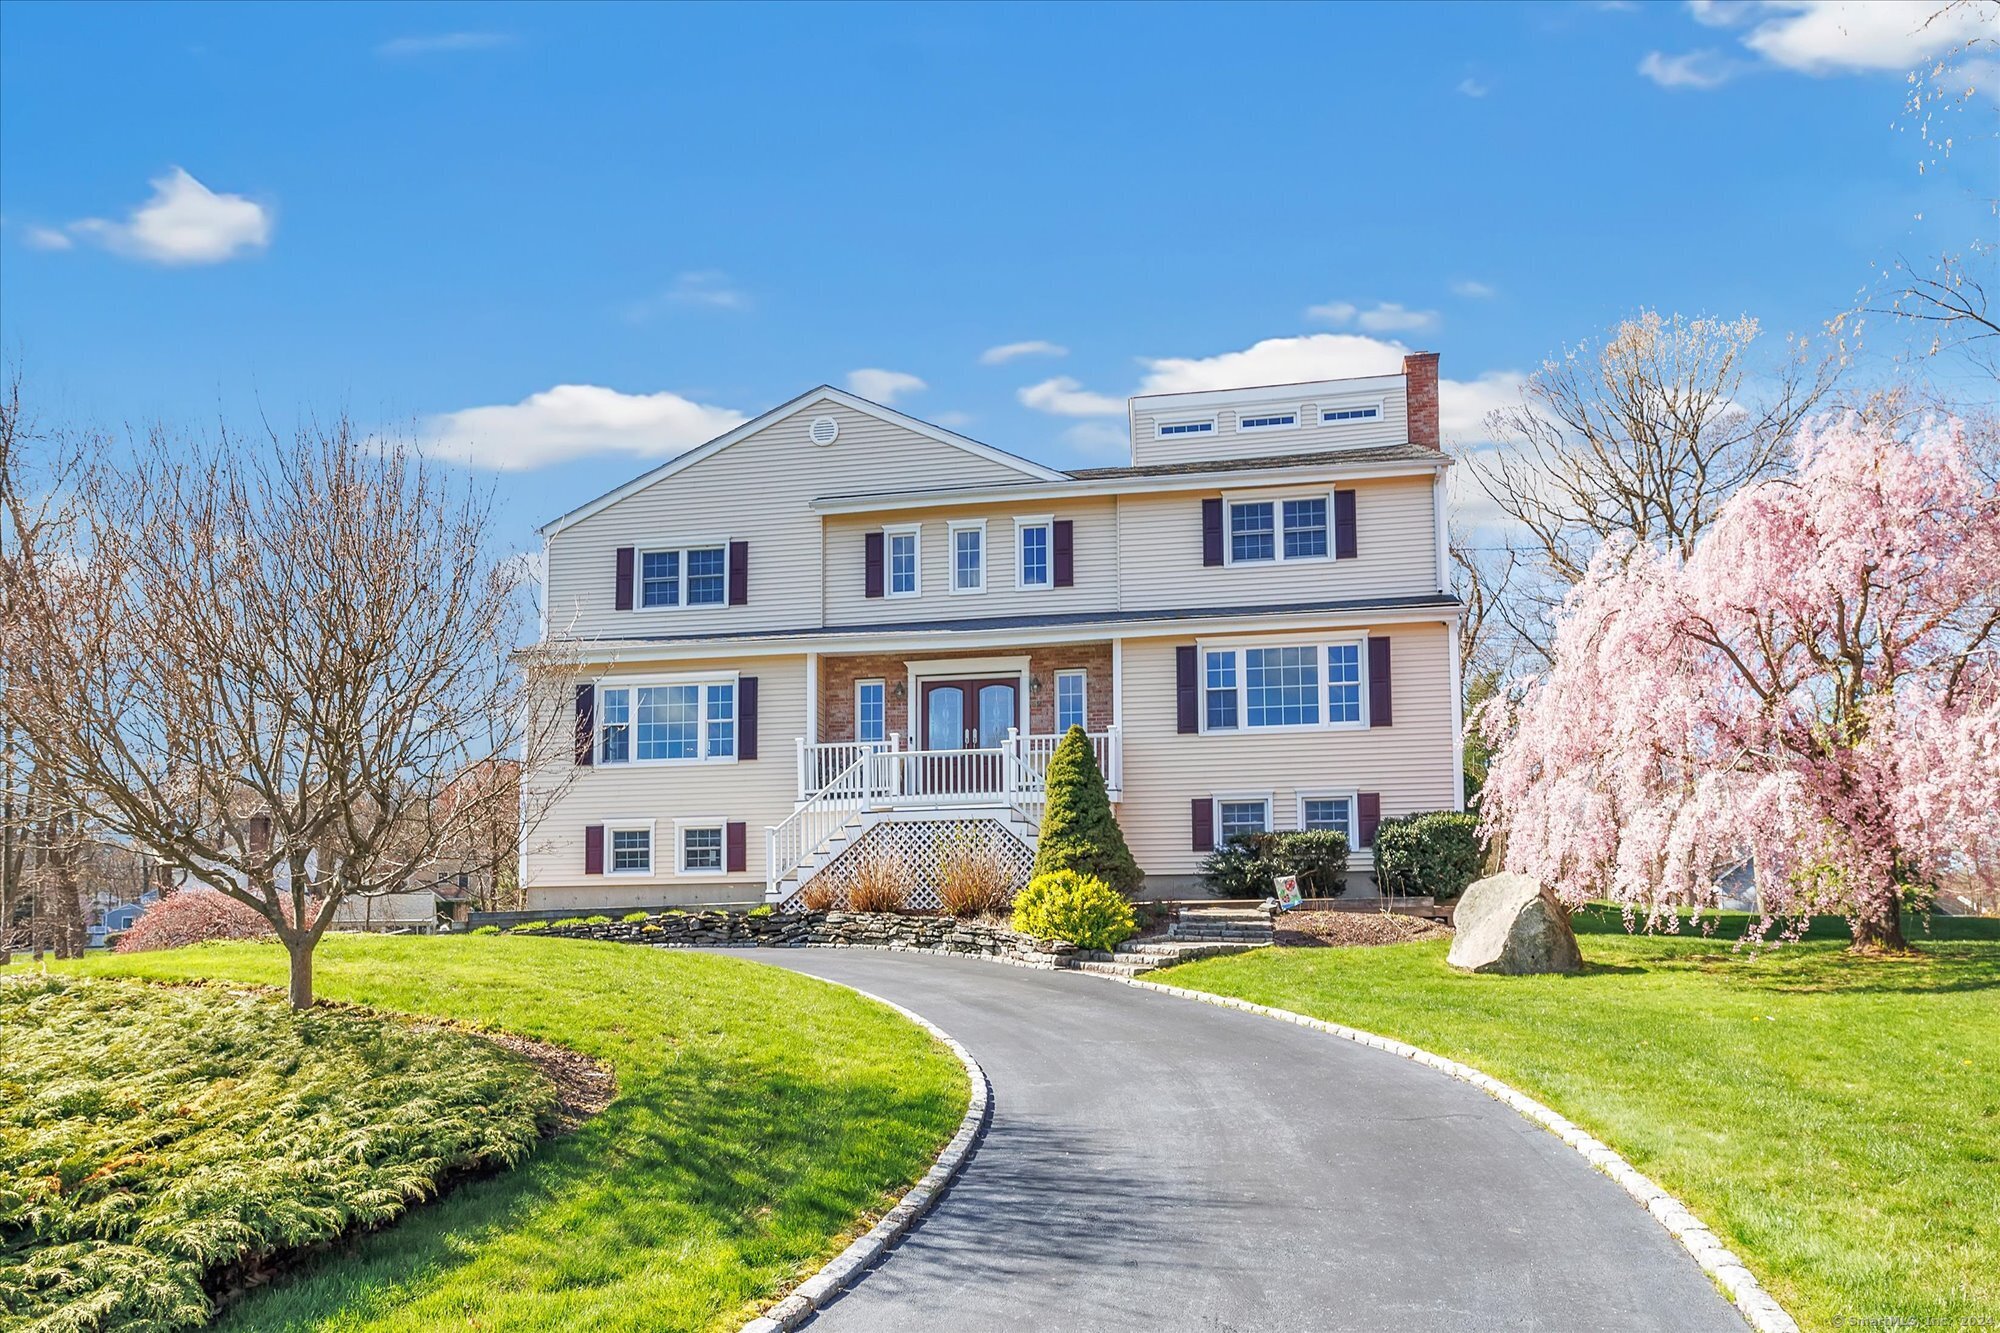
[0,975,556,1332]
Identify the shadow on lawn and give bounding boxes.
[212,1042,962,1330]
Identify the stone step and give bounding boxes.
[1067,958,1155,978]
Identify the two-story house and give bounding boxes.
[521,353,1463,910]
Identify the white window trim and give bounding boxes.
[605,819,658,876]
[1319,397,1386,425]
[636,540,731,611]
[883,523,923,599]
[947,518,987,595]
[1156,415,1217,440]
[855,678,887,745]
[673,818,729,877]
[1235,406,1303,433]
[595,673,741,767]
[1212,792,1275,843]
[1053,667,1088,733]
[1221,490,1337,567]
[1196,634,1369,735]
[1013,514,1054,591]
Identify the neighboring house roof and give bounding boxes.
[539,385,1069,537]
[555,592,1462,652]
[1065,442,1445,480]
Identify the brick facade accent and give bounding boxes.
[819,644,1115,743]
[1403,351,1440,450]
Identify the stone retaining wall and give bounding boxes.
[505,909,1079,968]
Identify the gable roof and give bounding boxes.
[539,385,1068,536]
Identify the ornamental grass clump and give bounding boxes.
[0,974,556,1333]
[937,838,1014,918]
[846,853,913,914]
[1012,869,1136,952]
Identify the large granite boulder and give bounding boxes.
[1446,872,1582,975]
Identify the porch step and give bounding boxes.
[1066,939,1268,978]
[1168,905,1276,948]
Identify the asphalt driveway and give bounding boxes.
[737,949,1747,1333]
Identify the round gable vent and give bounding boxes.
[808,415,839,446]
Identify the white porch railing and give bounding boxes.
[770,727,1122,897]
[793,729,1122,804]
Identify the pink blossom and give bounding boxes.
[1478,416,2000,945]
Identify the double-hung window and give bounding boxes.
[950,521,985,594]
[1217,798,1273,842]
[1055,670,1087,734]
[856,679,886,744]
[886,527,920,597]
[597,680,737,764]
[1229,497,1329,563]
[1229,502,1275,563]
[678,823,725,873]
[1301,795,1355,844]
[1017,520,1051,589]
[1202,639,1366,731]
[609,826,653,874]
[639,545,726,608]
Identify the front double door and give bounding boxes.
[919,677,1019,796]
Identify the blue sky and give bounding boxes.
[1,1,1991,548]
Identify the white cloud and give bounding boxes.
[627,270,749,319]
[1740,1,1992,74]
[979,339,1068,366]
[1457,76,1491,97]
[846,369,927,405]
[931,410,975,429]
[419,384,747,471]
[1438,369,1530,444]
[1135,334,1408,396]
[1451,279,1497,299]
[377,32,515,58]
[62,168,271,265]
[23,226,73,251]
[1017,376,1127,417]
[1305,300,1441,333]
[1639,49,1739,88]
[1060,422,1132,458]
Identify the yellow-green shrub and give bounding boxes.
[1011,870,1136,951]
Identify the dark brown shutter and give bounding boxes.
[1368,635,1393,727]
[864,531,885,598]
[1175,645,1199,734]
[614,547,635,611]
[727,540,749,605]
[1053,519,1075,587]
[584,825,605,875]
[738,676,758,760]
[1357,793,1381,849]
[725,822,747,874]
[1191,798,1214,853]
[1334,489,1358,560]
[1201,498,1224,567]
[574,684,595,765]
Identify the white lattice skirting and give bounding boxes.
[781,818,1033,911]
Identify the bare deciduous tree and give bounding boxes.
[0,404,576,1007]
[1459,311,1839,663]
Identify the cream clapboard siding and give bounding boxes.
[545,400,1037,641]
[822,495,1118,626]
[1130,381,1410,468]
[1115,623,1460,880]
[521,653,807,909]
[1113,474,1440,613]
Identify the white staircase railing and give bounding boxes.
[766,750,873,899]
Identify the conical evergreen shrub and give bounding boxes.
[1030,725,1142,895]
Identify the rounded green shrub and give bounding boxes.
[621,911,651,924]
[746,904,775,918]
[1199,830,1349,898]
[1372,811,1484,901]
[1031,726,1141,895]
[1011,869,1136,952]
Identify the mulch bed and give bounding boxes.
[1275,910,1453,948]
[477,1030,617,1133]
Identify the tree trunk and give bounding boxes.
[284,933,316,1009]
[1849,889,1909,953]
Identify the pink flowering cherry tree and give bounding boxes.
[1477,415,2000,952]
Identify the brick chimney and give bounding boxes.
[1403,351,1440,450]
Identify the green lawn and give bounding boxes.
[1156,911,2000,1333]
[7,935,967,1332]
